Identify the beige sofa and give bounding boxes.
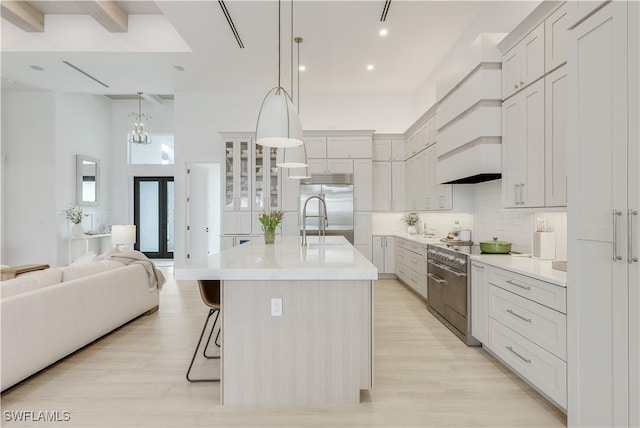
[0,259,160,391]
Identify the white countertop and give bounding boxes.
[387,234,443,245]
[470,254,567,287]
[175,236,378,281]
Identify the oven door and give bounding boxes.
[427,262,447,317]
[428,260,468,335]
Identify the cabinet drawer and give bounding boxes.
[488,318,567,410]
[487,267,566,313]
[489,285,566,360]
[396,238,427,257]
[396,261,427,299]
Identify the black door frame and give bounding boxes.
[133,176,174,259]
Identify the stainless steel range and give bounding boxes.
[427,244,480,346]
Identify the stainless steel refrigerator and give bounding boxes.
[299,174,354,244]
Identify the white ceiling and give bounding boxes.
[1,1,521,96]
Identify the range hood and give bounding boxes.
[434,34,504,185]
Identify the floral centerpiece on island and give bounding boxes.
[402,212,420,234]
[258,210,284,244]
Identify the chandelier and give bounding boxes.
[128,92,151,145]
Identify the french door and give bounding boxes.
[134,177,174,259]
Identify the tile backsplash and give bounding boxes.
[372,179,567,260]
[473,180,566,259]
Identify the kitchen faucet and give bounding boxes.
[302,195,328,246]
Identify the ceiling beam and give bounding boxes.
[1,1,44,32]
[141,93,164,106]
[81,1,128,33]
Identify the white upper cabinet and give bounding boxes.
[304,136,327,158]
[223,138,252,212]
[327,136,372,159]
[392,140,406,161]
[326,159,353,174]
[545,65,567,207]
[391,162,405,212]
[545,3,569,72]
[566,0,608,29]
[502,22,545,100]
[502,78,545,208]
[307,158,328,175]
[353,160,372,211]
[372,140,392,161]
[374,139,406,161]
[372,162,392,211]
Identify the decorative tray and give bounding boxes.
[439,239,473,246]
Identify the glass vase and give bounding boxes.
[264,227,276,244]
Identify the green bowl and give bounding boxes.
[479,237,512,254]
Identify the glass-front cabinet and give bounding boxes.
[224,138,251,212]
[252,143,280,211]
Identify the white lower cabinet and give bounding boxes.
[372,236,395,274]
[477,263,567,411]
[488,317,567,409]
[354,212,372,262]
[394,237,428,300]
[471,261,488,343]
[222,211,252,235]
[221,235,256,251]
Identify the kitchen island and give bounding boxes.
[175,236,378,405]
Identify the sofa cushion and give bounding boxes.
[1,268,64,299]
[61,260,123,282]
[71,252,97,265]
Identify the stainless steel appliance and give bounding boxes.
[300,174,354,243]
[427,244,480,346]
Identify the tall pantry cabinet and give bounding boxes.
[567,1,639,426]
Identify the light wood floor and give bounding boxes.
[1,269,567,427]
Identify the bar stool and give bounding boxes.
[186,280,221,383]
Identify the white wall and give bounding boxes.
[1,92,113,266]
[55,93,112,264]
[1,92,57,267]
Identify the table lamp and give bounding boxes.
[111,225,136,251]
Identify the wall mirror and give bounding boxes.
[76,155,99,206]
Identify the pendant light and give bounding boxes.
[284,36,310,179]
[128,92,151,145]
[277,33,308,167]
[255,0,303,148]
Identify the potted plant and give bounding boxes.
[258,210,284,244]
[402,212,420,234]
[66,204,88,237]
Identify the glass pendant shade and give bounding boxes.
[255,87,303,148]
[277,141,308,168]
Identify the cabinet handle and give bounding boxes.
[514,84,518,89]
[506,346,531,364]
[520,80,524,85]
[520,183,525,205]
[506,308,532,323]
[506,279,531,291]
[613,209,623,261]
[629,209,638,263]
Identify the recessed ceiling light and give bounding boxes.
[379,28,388,37]
[29,65,44,71]
[367,64,375,71]
[174,65,185,72]
[298,65,306,72]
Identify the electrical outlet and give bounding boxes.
[271,298,282,317]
